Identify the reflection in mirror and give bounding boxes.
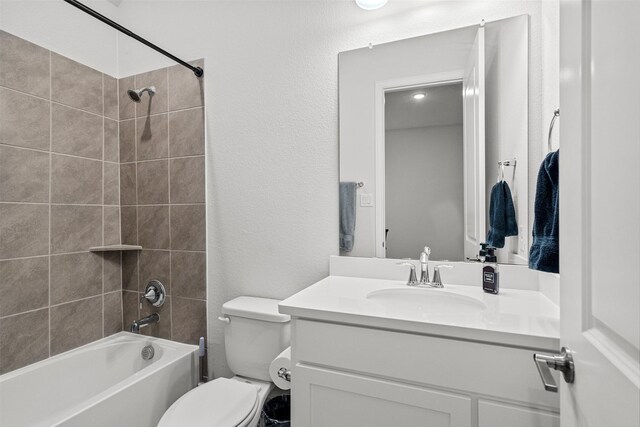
[339,15,530,265]
[384,83,463,260]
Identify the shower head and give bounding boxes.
[127,86,156,103]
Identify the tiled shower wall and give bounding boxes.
[118,61,207,346]
[0,30,207,375]
[0,31,123,374]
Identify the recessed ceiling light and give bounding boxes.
[356,0,388,11]
[413,93,426,100]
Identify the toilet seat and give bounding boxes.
[158,378,260,427]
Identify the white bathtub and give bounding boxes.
[0,332,198,427]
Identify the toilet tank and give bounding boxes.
[221,297,291,381]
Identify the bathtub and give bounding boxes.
[0,332,198,427]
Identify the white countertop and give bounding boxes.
[279,276,560,351]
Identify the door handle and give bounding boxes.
[533,346,575,392]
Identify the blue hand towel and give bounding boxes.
[529,150,559,273]
[486,181,518,248]
[339,182,357,252]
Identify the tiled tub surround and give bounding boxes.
[0,31,123,374]
[118,60,207,347]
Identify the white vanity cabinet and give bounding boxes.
[290,319,560,427]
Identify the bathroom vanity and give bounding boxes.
[280,257,560,427]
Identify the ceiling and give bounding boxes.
[385,82,463,131]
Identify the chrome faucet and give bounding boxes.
[431,264,453,288]
[419,246,431,285]
[397,262,418,286]
[130,313,160,333]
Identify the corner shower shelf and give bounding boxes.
[89,245,143,252]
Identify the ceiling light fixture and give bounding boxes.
[413,93,426,100]
[356,0,388,11]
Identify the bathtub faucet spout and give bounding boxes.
[130,313,160,333]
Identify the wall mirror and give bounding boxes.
[339,15,529,265]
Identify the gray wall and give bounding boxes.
[385,125,464,260]
[0,30,122,374]
[117,61,208,348]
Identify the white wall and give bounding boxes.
[111,0,557,378]
[385,125,464,260]
[0,0,119,75]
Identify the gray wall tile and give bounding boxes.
[138,205,170,249]
[122,290,140,329]
[51,155,102,204]
[118,75,136,120]
[137,159,169,204]
[170,156,205,203]
[103,291,123,336]
[121,251,139,292]
[51,103,103,160]
[119,119,136,163]
[103,206,121,246]
[136,114,168,160]
[139,250,170,295]
[51,53,102,115]
[0,256,49,316]
[103,251,122,293]
[104,119,119,162]
[120,206,138,245]
[135,68,168,117]
[50,252,102,305]
[168,59,204,111]
[171,251,206,300]
[103,74,118,120]
[50,205,102,254]
[169,108,205,157]
[172,297,206,345]
[119,162,136,206]
[0,31,50,98]
[0,145,49,202]
[0,203,49,259]
[0,308,49,374]
[50,297,102,355]
[0,87,50,150]
[104,162,120,205]
[170,204,206,251]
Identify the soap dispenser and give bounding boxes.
[478,243,489,262]
[482,247,499,294]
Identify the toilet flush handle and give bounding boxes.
[217,316,230,324]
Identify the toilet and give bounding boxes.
[158,297,291,427]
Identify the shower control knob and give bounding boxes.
[140,280,166,309]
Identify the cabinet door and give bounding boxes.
[478,400,559,427]
[293,364,471,427]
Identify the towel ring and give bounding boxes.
[547,109,560,152]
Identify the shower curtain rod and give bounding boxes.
[63,0,204,77]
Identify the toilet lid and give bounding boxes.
[158,378,260,427]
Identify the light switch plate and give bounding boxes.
[360,194,373,207]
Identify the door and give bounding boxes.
[560,1,640,426]
[462,25,486,260]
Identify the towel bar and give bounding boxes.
[547,108,560,152]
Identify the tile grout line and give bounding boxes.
[101,73,106,338]
[167,66,173,340]
[48,49,52,359]
[0,85,112,119]
[0,143,116,163]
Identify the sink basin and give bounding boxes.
[366,288,487,315]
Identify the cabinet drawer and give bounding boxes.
[293,319,559,410]
[293,364,471,427]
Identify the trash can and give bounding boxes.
[260,394,291,427]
